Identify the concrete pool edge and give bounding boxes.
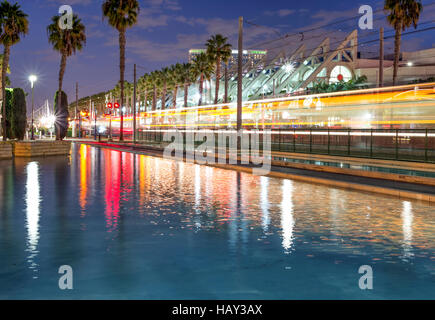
[73,140,435,205]
[0,142,13,159]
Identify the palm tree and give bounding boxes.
[137,74,149,112]
[179,63,196,108]
[124,81,133,114]
[384,0,422,85]
[102,0,140,141]
[192,53,214,106]
[149,70,161,111]
[47,14,86,139]
[0,54,11,87]
[0,1,28,141]
[206,34,232,104]
[160,67,170,110]
[170,63,183,108]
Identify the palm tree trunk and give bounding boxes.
[56,51,67,140]
[1,45,10,141]
[214,56,221,104]
[224,64,228,103]
[393,26,402,86]
[119,30,126,141]
[173,86,178,108]
[152,85,157,111]
[162,81,167,110]
[199,75,204,106]
[184,83,188,108]
[144,88,147,111]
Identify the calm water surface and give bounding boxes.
[0,143,434,299]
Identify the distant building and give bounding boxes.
[188,49,267,71]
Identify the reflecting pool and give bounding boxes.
[0,143,434,299]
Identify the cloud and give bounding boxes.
[265,9,295,17]
[46,0,93,5]
[144,0,181,11]
[136,13,169,29]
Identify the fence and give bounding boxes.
[135,128,435,163]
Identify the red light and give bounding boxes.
[107,102,113,109]
[114,102,120,109]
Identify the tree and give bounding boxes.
[11,87,26,140]
[47,13,86,140]
[169,63,183,108]
[160,67,170,110]
[206,34,232,104]
[192,53,214,106]
[137,74,149,112]
[4,88,11,138]
[179,63,196,108]
[384,0,422,85]
[0,1,28,141]
[54,91,69,140]
[0,54,10,87]
[102,0,140,141]
[149,70,161,111]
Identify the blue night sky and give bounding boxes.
[7,0,435,109]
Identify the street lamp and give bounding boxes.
[29,75,37,140]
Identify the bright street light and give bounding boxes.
[29,75,37,88]
[29,75,38,140]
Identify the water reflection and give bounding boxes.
[71,145,434,264]
[104,149,121,233]
[25,162,41,278]
[79,144,88,212]
[260,176,270,233]
[281,179,295,253]
[401,201,414,261]
[2,144,435,299]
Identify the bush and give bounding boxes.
[54,90,69,140]
[4,89,13,139]
[11,88,27,140]
[311,76,368,94]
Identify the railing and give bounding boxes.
[134,128,435,163]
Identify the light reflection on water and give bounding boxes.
[0,143,434,299]
[25,162,41,279]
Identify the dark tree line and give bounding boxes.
[4,87,26,140]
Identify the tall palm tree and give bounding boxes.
[160,67,170,110]
[384,0,422,85]
[206,34,232,104]
[179,63,196,108]
[124,80,133,114]
[192,53,214,106]
[0,54,10,87]
[0,1,28,141]
[102,0,140,141]
[137,74,149,112]
[150,70,160,111]
[170,63,183,108]
[47,14,86,139]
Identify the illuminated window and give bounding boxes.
[329,66,352,83]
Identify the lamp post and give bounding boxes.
[29,75,37,140]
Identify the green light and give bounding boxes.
[189,49,205,54]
